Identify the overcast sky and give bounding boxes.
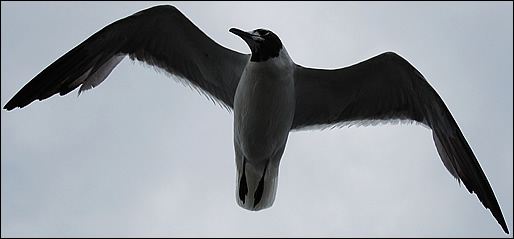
[1,1,512,237]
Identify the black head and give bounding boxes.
[230,28,283,62]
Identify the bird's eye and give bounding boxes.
[256,29,269,37]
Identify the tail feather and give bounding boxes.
[236,158,279,211]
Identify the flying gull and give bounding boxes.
[3,5,508,234]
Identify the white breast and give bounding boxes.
[233,48,296,161]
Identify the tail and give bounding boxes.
[236,157,280,211]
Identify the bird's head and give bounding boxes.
[230,28,283,62]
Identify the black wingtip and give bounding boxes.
[3,97,29,111]
[3,102,16,111]
[499,218,509,234]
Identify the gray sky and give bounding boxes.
[1,1,512,237]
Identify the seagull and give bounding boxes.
[3,5,508,234]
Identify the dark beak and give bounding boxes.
[229,28,263,43]
[229,28,251,38]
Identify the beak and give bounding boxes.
[229,28,264,42]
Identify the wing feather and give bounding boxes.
[3,5,249,111]
[292,51,508,233]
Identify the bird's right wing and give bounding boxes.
[291,52,508,233]
[4,5,250,111]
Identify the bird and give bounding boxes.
[3,4,508,234]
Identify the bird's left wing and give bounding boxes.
[4,5,249,111]
[291,52,508,234]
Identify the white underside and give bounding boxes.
[233,48,295,211]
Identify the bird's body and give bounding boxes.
[234,46,296,210]
[2,4,509,234]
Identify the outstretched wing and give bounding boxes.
[3,5,249,111]
[292,52,508,234]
